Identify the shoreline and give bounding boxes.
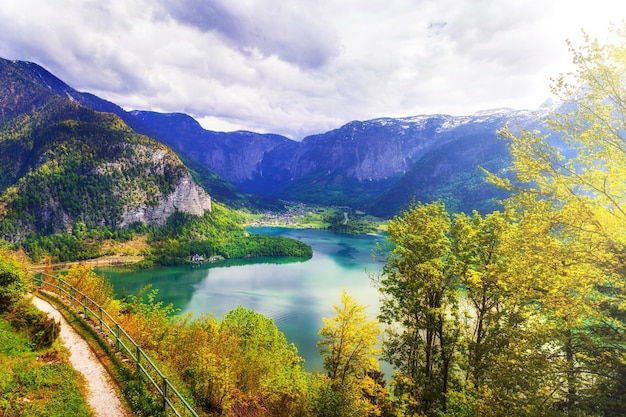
[30,255,144,272]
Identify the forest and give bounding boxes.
[2,24,626,417]
[19,202,312,266]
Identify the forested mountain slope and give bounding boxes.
[0,57,312,265]
[0,58,212,240]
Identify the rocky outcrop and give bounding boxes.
[120,173,212,227]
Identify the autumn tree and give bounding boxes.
[449,211,513,389]
[377,201,462,416]
[493,23,626,415]
[316,289,387,417]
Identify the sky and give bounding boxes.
[1,1,625,139]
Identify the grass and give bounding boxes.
[0,317,92,417]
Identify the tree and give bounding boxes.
[221,306,310,416]
[317,289,386,417]
[495,24,626,260]
[449,212,516,388]
[377,201,462,416]
[493,24,626,415]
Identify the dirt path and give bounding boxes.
[31,295,130,417]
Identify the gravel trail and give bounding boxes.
[31,295,130,417]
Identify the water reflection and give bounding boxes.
[99,227,386,372]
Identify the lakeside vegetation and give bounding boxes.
[21,202,379,270]
[31,262,391,417]
[16,202,312,269]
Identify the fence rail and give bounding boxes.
[32,272,199,417]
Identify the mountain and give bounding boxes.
[1,59,153,136]
[130,111,298,196]
[1,56,545,228]
[0,58,211,241]
[133,109,541,217]
[365,110,536,216]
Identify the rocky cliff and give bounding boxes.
[120,172,212,227]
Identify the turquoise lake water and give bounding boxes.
[97,227,387,372]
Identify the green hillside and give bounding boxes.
[0,59,310,265]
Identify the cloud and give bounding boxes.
[0,0,625,139]
[156,0,341,69]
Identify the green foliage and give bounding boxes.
[22,232,102,263]
[6,299,60,350]
[19,221,149,264]
[0,245,31,312]
[449,210,515,387]
[310,376,366,417]
[277,170,393,208]
[377,201,462,416]
[10,202,312,266]
[221,306,311,415]
[38,291,166,417]
[118,297,312,415]
[62,264,116,308]
[0,316,88,417]
[478,24,626,416]
[47,263,313,416]
[318,290,381,383]
[149,204,312,265]
[317,290,388,417]
[322,207,382,234]
[376,202,601,416]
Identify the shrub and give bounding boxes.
[0,245,31,312]
[7,299,60,349]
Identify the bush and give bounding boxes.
[0,246,31,312]
[6,299,60,349]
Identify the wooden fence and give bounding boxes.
[32,272,199,417]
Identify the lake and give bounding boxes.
[97,227,387,372]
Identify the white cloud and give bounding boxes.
[0,0,624,139]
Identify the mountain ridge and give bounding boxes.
[2,57,545,222]
[132,107,541,216]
